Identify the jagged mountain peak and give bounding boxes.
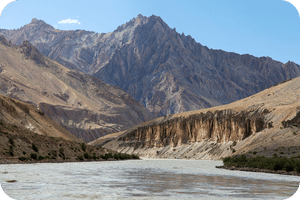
[1,16,299,118]
[29,18,53,28]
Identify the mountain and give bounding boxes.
[1,15,300,116]
[91,77,300,160]
[0,36,154,142]
[0,94,138,164]
[0,93,79,142]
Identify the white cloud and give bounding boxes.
[58,18,81,25]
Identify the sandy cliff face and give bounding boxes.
[1,15,299,117]
[94,76,300,159]
[0,37,154,142]
[117,109,267,148]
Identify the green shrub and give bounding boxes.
[77,155,84,161]
[32,143,39,152]
[132,154,139,159]
[84,153,91,159]
[59,148,64,155]
[8,138,14,146]
[23,151,27,155]
[59,148,65,159]
[38,156,44,160]
[30,153,37,160]
[18,157,27,161]
[253,151,257,155]
[81,143,86,152]
[100,153,113,160]
[283,161,294,172]
[8,145,14,157]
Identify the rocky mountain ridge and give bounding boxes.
[1,15,299,117]
[0,36,154,142]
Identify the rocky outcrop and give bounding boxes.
[98,75,300,159]
[1,15,299,117]
[118,110,267,148]
[102,109,268,159]
[0,37,154,142]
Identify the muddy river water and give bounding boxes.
[0,159,299,199]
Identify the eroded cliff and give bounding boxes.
[97,76,300,159]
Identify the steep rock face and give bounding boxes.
[0,37,154,142]
[98,76,300,159]
[118,110,267,148]
[1,15,300,117]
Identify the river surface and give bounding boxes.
[0,159,299,200]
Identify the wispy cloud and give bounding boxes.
[58,18,81,25]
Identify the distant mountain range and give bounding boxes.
[0,15,300,116]
[1,14,299,117]
[0,36,153,142]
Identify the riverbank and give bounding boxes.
[216,165,300,176]
[219,154,300,176]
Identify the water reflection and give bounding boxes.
[111,168,297,199]
[0,160,299,199]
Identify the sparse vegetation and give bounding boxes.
[59,148,65,159]
[223,154,300,173]
[8,138,14,146]
[81,143,86,152]
[83,153,91,159]
[30,153,37,160]
[18,157,27,161]
[32,143,39,152]
[77,155,84,161]
[9,146,14,157]
[51,150,57,157]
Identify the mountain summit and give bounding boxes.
[1,15,300,116]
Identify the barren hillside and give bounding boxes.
[0,36,154,142]
[91,76,300,160]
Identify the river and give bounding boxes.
[0,159,299,199]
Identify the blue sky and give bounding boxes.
[0,0,299,65]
